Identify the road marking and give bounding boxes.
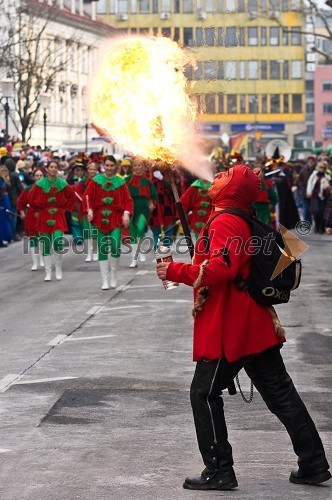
[0,374,20,393]
[0,449,12,453]
[100,305,144,312]
[15,376,78,385]
[67,334,117,342]
[116,284,126,291]
[87,305,103,315]
[133,299,192,303]
[124,284,161,290]
[135,270,154,275]
[47,335,67,346]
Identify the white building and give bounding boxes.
[0,0,117,149]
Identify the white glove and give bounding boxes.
[153,170,163,181]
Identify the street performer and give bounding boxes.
[156,164,331,490]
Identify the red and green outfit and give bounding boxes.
[127,174,158,242]
[17,186,40,247]
[83,173,133,260]
[76,177,97,240]
[253,179,278,226]
[27,177,75,256]
[180,180,212,237]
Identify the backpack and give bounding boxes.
[202,208,302,306]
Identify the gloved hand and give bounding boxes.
[153,170,163,181]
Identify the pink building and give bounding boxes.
[314,66,332,147]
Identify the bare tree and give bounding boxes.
[0,0,79,142]
[260,0,332,64]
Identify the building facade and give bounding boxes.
[314,65,332,147]
[0,0,116,149]
[97,0,306,155]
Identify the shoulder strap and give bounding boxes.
[203,207,253,239]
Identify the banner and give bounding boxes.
[230,133,249,157]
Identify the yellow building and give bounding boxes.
[97,0,306,154]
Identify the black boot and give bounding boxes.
[183,467,238,491]
[289,468,331,485]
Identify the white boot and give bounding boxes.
[31,247,38,271]
[110,257,120,289]
[43,255,52,281]
[129,244,138,268]
[99,260,110,290]
[92,239,98,261]
[85,238,93,262]
[38,243,44,267]
[55,253,63,281]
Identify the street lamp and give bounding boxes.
[85,122,89,152]
[0,78,15,143]
[39,92,51,149]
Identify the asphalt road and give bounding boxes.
[0,232,331,500]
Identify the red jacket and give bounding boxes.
[180,180,212,234]
[27,179,75,234]
[83,174,133,233]
[166,212,285,362]
[17,188,39,237]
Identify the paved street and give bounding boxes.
[0,232,331,500]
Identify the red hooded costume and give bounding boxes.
[166,165,285,362]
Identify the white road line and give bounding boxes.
[0,374,20,393]
[0,449,12,453]
[67,334,117,342]
[87,305,103,315]
[133,299,192,303]
[100,305,144,312]
[15,376,78,385]
[135,270,154,275]
[47,335,67,346]
[124,284,161,289]
[116,284,126,291]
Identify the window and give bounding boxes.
[217,28,224,46]
[225,27,237,47]
[240,94,246,113]
[130,0,137,13]
[271,95,280,113]
[262,94,268,113]
[283,61,289,79]
[183,28,193,46]
[238,27,245,46]
[248,61,258,79]
[173,27,180,41]
[152,27,158,36]
[270,61,280,79]
[139,0,150,13]
[174,0,180,13]
[284,94,289,113]
[153,0,159,13]
[261,60,267,79]
[109,0,116,13]
[205,94,216,114]
[204,61,216,80]
[282,0,288,11]
[225,0,236,11]
[248,27,258,46]
[291,27,301,45]
[218,94,224,113]
[118,0,128,13]
[162,28,171,37]
[96,0,106,13]
[161,0,171,11]
[183,0,193,12]
[216,0,223,13]
[227,94,237,113]
[217,62,224,80]
[139,28,149,34]
[270,27,280,46]
[260,0,267,11]
[292,94,303,113]
[249,95,258,113]
[225,61,236,80]
[306,80,314,91]
[306,102,314,113]
[261,27,267,46]
[282,30,289,45]
[196,28,203,46]
[238,0,245,12]
[184,64,193,80]
[323,82,332,91]
[205,28,215,46]
[195,62,203,80]
[323,103,332,114]
[239,61,246,79]
[291,60,302,79]
[205,0,214,12]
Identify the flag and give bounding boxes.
[230,133,248,157]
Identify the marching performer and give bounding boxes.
[83,155,133,290]
[17,168,45,270]
[126,157,158,267]
[27,160,75,281]
[180,179,212,238]
[76,162,99,262]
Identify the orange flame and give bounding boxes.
[89,36,197,164]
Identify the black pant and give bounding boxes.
[190,346,329,476]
